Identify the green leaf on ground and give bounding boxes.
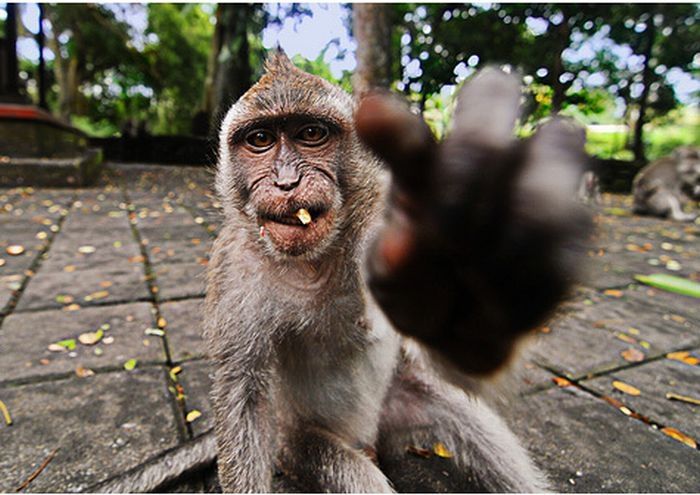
[123,358,138,371]
[634,273,700,298]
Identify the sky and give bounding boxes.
[4,2,699,106]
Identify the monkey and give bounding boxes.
[632,146,700,222]
[93,52,589,493]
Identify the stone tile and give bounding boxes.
[0,233,46,275]
[582,357,700,438]
[39,233,143,273]
[15,264,150,312]
[558,289,699,354]
[0,369,179,492]
[177,359,213,438]
[530,312,634,379]
[503,385,700,492]
[0,302,165,383]
[145,238,211,266]
[0,273,23,311]
[154,262,206,300]
[160,298,206,361]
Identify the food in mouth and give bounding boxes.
[296,208,312,225]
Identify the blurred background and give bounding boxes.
[1,3,698,166]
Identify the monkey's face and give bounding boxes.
[229,115,345,257]
[676,147,700,200]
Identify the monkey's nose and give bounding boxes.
[273,166,301,191]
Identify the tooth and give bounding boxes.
[296,208,312,225]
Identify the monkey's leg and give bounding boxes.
[377,356,548,493]
[277,424,394,493]
[645,190,695,221]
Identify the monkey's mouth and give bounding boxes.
[257,205,335,256]
[259,206,326,227]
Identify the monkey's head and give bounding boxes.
[216,52,381,259]
[675,146,700,200]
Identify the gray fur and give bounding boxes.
[202,53,549,493]
[633,146,700,221]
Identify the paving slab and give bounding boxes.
[160,298,207,362]
[15,263,150,312]
[154,262,207,300]
[0,368,179,492]
[530,311,636,379]
[0,302,164,383]
[555,289,699,354]
[582,357,700,439]
[502,385,700,492]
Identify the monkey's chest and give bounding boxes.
[277,323,400,444]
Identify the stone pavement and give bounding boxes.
[0,164,698,492]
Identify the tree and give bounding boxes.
[606,4,699,162]
[352,3,393,94]
[202,4,266,133]
[144,3,213,134]
[44,4,143,121]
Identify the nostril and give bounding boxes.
[273,165,301,191]
[274,176,300,191]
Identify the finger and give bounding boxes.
[449,67,522,150]
[515,118,589,230]
[355,93,436,194]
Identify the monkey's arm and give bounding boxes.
[356,69,590,375]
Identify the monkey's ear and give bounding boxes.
[264,49,296,75]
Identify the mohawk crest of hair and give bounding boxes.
[219,50,354,135]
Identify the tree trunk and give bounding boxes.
[3,3,19,97]
[352,3,393,95]
[550,19,571,114]
[632,20,655,164]
[37,4,48,109]
[210,4,253,130]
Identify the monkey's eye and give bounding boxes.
[245,130,276,150]
[295,124,329,145]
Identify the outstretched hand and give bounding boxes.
[356,68,591,375]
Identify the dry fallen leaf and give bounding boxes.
[621,348,645,363]
[99,281,113,288]
[665,392,700,406]
[666,351,700,366]
[432,442,453,459]
[0,399,12,426]
[78,245,96,254]
[661,427,697,448]
[603,289,624,298]
[75,366,95,378]
[552,377,573,387]
[157,317,167,328]
[63,303,81,312]
[669,314,687,324]
[615,333,637,344]
[63,265,76,273]
[612,380,641,396]
[6,245,25,256]
[84,290,109,302]
[186,410,202,423]
[78,329,104,346]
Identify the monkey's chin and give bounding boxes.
[260,212,336,258]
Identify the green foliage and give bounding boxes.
[143,3,213,134]
[291,49,353,93]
